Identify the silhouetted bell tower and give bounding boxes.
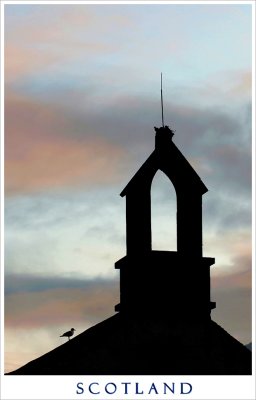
[115,126,216,320]
[8,126,251,376]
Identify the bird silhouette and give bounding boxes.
[60,328,76,341]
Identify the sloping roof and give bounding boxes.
[8,314,251,375]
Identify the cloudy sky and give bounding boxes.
[4,2,252,373]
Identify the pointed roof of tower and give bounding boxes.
[120,126,208,197]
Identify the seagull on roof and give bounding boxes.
[60,328,76,341]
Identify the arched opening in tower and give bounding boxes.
[151,170,177,251]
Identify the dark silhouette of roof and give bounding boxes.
[8,314,251,375]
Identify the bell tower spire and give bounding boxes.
[116,107,216,319]
[161,72,164,127]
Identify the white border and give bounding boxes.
[1,1,255,400]
[1,376,256,400]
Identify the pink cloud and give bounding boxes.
[202,70,251,101]
[5,92,126,194]
[225,70,252,97]
[5,284,118,329]
[4,351,31,374]
[5,44,60,84]
[211,251,252,290]
[5,6,131,83]
[4,280,119,373]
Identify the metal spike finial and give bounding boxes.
[161,72,164,127]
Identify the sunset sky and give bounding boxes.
[4,2,252,373]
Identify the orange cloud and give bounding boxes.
[5,92,126,194]
[5,284,119,329]
[227,71,252,97]
[4,351,26,374]
[211,247,252,290]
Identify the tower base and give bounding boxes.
[115,251,215,320]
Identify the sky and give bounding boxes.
[3,1,253,373]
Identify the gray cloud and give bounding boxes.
[203,193,251,232]
[5,273,118,296]
[37,84,251,200]
[5,89,251,278]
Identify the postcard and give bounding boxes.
[1,1,255,399]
